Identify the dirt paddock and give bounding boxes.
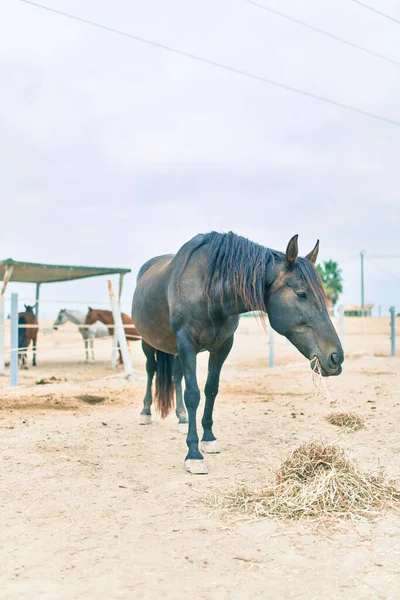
[0,318,399,599]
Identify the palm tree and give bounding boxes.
[316,260,343,310]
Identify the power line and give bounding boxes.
[366,258,400,282]
[367,254,400,259]
[20,0,400,127]
[245,0,400,68]
[350,0,400,25]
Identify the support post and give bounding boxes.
[390,306,396,357]
[0,296,4,377]
[111,274,126,369]
[269,322,275,368]
[118,273,124,300]
[111,329,119,369]
[10,293,18,387]
[0,267,13,376]
[360,250,365,317]
[338,304,344,348]
[35,283,41,318]
[108,280,133,381]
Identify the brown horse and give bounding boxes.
[84,308,141,363]
[18,305,38,368]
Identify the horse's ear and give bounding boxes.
[285,234,299,266]
[305,240,319,265]
[88,307,92,312]
[24,304,27,310]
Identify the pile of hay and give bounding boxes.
[221,441,399,520]
[326,412,366,431]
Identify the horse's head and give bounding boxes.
[266,235,343,377]
[24,304,35,314]
[53,309,67,330]
[85,307,96,325]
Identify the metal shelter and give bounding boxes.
[0,259,132,381]
[0,259,131,316]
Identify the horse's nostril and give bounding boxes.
[330,352,339,365]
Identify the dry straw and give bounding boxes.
[326,412,366,431]
[219,441,400,521]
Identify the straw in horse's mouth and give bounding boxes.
[311,356,328,376]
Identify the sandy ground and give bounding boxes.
[0,318,399,599]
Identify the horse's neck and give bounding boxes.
[219,257,281,317]
[66,310,86,326]
[97,311,112,324]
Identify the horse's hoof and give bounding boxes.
[185,459,208,475]
[178,422,188,434]
[139,414,152,425]
[200,440,220,454]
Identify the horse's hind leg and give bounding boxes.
[118,343,123,365]
[90,338,95,363]
[200,336,234,454]
[32,337,37,367]
[173,356,188,433]
[140,340,156,425]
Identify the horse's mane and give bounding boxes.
[178,231,326,311]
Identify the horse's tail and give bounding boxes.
[155,350,175,419]
[18,315,27,351]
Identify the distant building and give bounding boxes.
[344,303,374,317]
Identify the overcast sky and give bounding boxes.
[2,0,399,318]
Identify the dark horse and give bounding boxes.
[18,305,38,368]
[132,232,344,474]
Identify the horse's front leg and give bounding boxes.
[84,338,89,363]
[200,336,234,454]
[176,332,207,474]
[90,338,95,363]
[173,356,188,433]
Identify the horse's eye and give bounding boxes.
[296,291,307,300]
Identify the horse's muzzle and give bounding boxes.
[311,354,343,377]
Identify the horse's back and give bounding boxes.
[137,254,175,282]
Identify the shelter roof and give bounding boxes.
[0,259,131,285]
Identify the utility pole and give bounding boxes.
[360,250,365,317]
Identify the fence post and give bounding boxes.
[108,281,134,381]
[390,306,396,357]
[10,293,18,387]
[0,295,4,376]
[338,304,344,349]
[111,328,119,369]
[0,266,13,376]
[269,322,275,368]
